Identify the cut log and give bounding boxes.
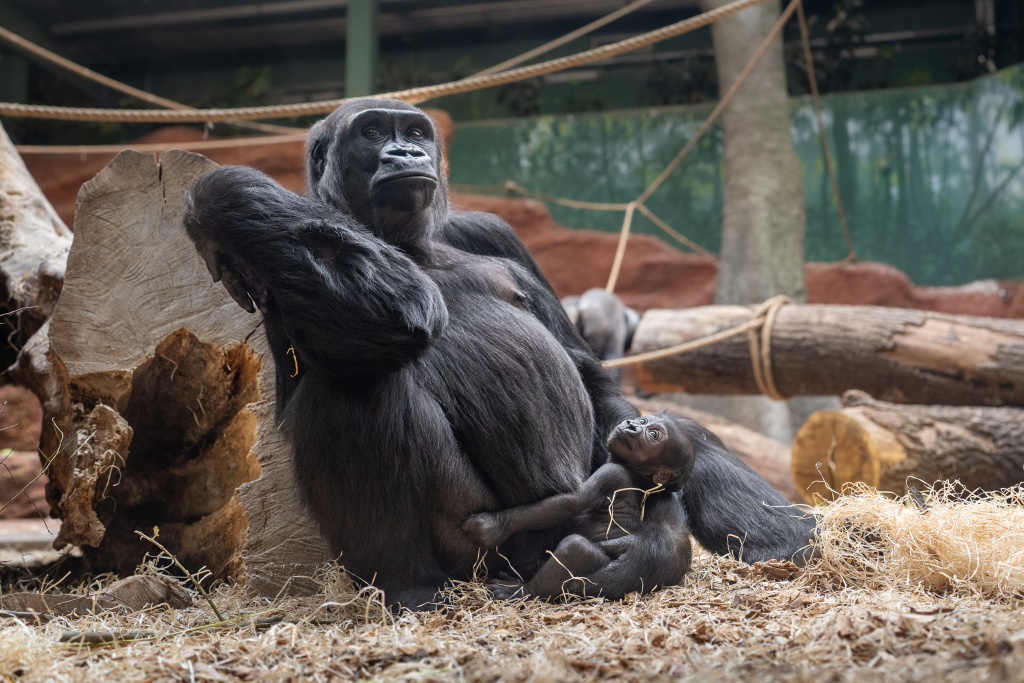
[632,304,1024,406]
[0,120,71,372]
[791,390,1024,504]
[630,396,799,503]
[16,150,328,595]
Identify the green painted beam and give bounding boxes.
[345,0,377,97]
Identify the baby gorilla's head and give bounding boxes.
[607,413,698,491]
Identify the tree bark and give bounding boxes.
[0,120,71,372]
[630,396,800,503]
[631,304,1024,406]
[792,390,1024,504]
[700,0,806,304]
[21,150,328,595]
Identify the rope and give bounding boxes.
[504,181,631,211]
[0,0,771,123]
[605,202,637,292]
[795,3,857,262]
[472,0,659,77]
[0,24,298,135]
[747,295,791,400]
[16,133,309,156]
[602,296,792,404]
[634,203,716,259]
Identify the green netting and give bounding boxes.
[447,65,1024,286]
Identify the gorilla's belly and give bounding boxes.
[423,300,594,506]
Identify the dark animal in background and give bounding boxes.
[183,98,815,610]
[463,413,695,600]
[562,288,640,363]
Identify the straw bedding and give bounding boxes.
[2,484,1023,682]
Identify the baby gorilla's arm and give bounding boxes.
[463,463,634,547]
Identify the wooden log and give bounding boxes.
[17,150,328,595]
[632,304,1024,406]
[791,390,1024,504]
[0,119,71,379]
[630,396,799,503]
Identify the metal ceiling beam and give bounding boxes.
[50,0,698,39]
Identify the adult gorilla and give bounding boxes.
[183,98,814,609]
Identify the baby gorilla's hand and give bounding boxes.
[462,512,508,547]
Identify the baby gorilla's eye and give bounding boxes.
[363,126,384,140]
[638,418,647,425]
[649,429,660,439]
[406,127,425,140]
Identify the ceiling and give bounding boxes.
[5,0,703,67]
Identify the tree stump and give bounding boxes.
[632,304,1024,406]
[23,150,328,595]
[791,390,1024,504]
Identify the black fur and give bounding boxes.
[462,414,697,600]
[182,98,815,609]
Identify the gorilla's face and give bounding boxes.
[607,414,694,490]
[307,102,444,245]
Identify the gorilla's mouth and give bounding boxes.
[607,427,638,456]
[376,172,438,187]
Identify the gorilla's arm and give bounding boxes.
[442,210,637,467]
[682,427,817,565]
[184,166,448,382]
[463,463,634,547]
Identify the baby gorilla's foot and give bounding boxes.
[486,581,527,601]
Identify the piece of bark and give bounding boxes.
[21,150,327,595]
[632,305,1024,406]
[630,396,799,503]
[0,576,191,616]
[0,121,71,371]
[791,390,1024,504]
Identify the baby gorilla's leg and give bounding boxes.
[525,534,612,599]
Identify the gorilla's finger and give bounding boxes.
[220,269,256,313]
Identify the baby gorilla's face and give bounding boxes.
[607,414,695,489]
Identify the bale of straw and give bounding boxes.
[814,482,1024,597]
[792,390,1024,503]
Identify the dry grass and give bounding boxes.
[3,484,1024,682]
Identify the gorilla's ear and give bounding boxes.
[309,139,327,181]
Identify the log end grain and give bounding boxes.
[791,410,908,504]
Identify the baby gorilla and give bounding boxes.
[463,413,695,600]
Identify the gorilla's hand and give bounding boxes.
[193,236,268,314]
[462,512,509,548]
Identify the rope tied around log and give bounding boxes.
[602,295,792,401]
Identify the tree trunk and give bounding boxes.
[631,304,1024,406]
[700,0,806,304]
[792,390,1024,504]
[0,120,71,372]
[18,150,328,595]
[630,397,800,503]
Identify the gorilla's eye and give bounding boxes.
[363,126,384,140]
[649,429,660,439]
[406,127,425,140]
[638,418,647,425]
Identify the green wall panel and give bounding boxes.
[448,65,1024,287]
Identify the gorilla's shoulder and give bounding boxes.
[440,210,529,262]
